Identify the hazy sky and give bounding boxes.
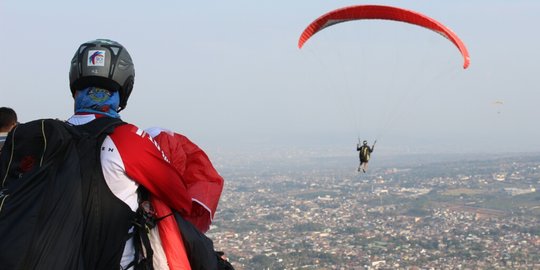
[1,1,539,156]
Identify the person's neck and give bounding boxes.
[0,125,15,133]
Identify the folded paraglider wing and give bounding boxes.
[144,127,225,270]
[146,127,224,233]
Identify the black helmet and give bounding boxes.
[363,140,368,145]
[69,39,135,111]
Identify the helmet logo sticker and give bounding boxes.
[88,50,106,66]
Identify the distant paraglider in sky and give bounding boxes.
[298,4,470,69]
[493,100,504,114]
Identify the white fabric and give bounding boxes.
[148,226,170,270]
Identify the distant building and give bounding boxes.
[503,187,536,196]
[494,173,506,181]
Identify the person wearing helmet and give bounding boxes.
[67,39,193,269]
[357,140,375,173]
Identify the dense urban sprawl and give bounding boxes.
[209,153,540,269]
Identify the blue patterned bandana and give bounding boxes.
[74,87,120,118]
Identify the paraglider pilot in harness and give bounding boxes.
[357,140,375,173]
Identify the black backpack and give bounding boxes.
[0,117,124,270]
[0,117,235,270]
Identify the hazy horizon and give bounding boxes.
[2,1,539,155]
